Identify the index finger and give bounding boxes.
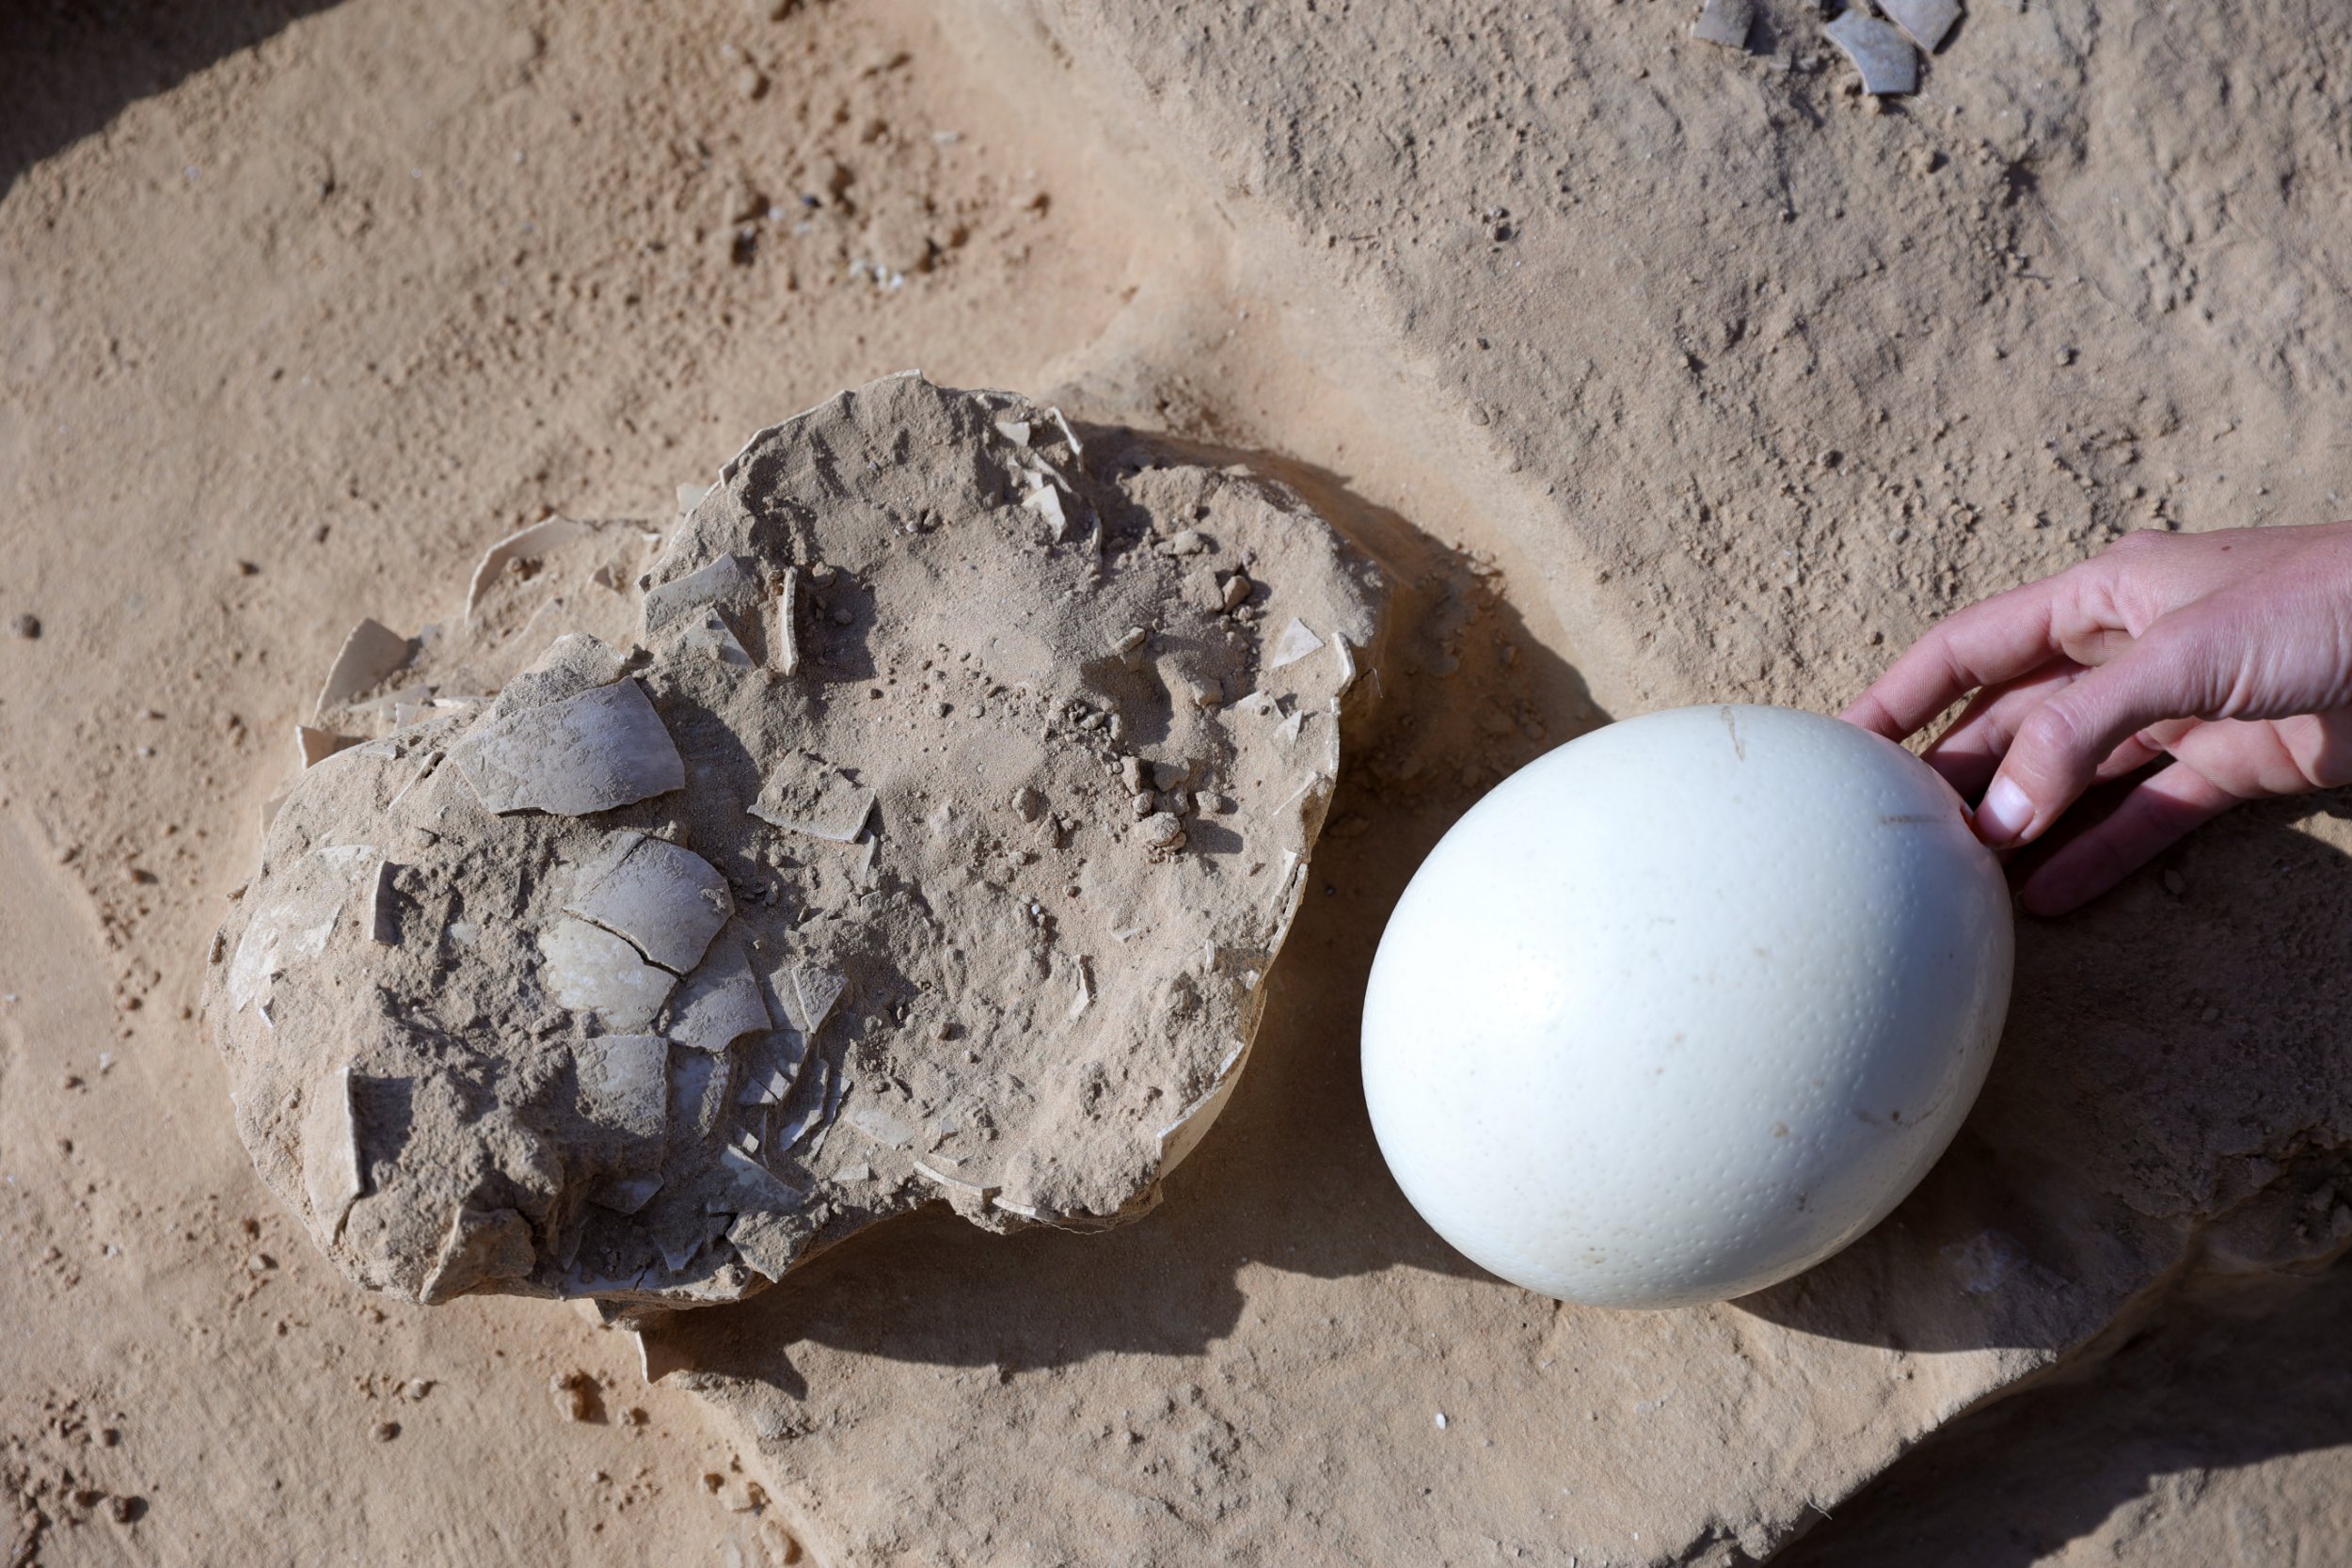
[1840,573,2075,741]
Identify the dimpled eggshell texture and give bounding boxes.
[1362,705,2012,1309]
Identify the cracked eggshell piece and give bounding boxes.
[467,518,592,623]
[564,832,732,974]
[1263,617,1325,671]
[1824,10,1919,94]
[225,843,377,1014]
[642,553,758,638]
[453,677,685,816]
[539,917,678,1033]
[299,1064,366,1236]
[1692,0,1754,49]
[750,753,876,842]
[1880,0,1960,52]
[1361,705,2012,1309]
[665,934,771,1053]
[314,618,415,714]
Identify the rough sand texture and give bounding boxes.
[1778,1267,2352,1566]
[209,372,1387,1311]
[2,0,1155,1560]
[666,1,2352,1561]
[8,0,2352,1562]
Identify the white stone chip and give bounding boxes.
[734,1016,812,1106]
[453,679,685,816]
[682,610,753,667]
[771,1053,836,1154]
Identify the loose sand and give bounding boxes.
[6,0,2350,1563]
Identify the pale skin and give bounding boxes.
[1841,522,2352,916]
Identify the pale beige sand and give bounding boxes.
[6,0,2351,1563]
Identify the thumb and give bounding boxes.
[1970,624,2217,847]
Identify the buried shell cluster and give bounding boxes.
[203,373,1391,1309]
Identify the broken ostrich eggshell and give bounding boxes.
[203,372,1391,1309]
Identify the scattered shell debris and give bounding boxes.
[203,373,1391,1313]
[315,618,415,715]
[1691,0,1753,50]
[453,678,685,816]
[1823,8,1924,94]
[1880,0,1961,52]
[296,724,358,769]
[1264,618,1326,671]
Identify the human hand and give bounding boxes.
[1841,522,2352,915]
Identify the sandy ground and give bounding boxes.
[5,0,2350,1563]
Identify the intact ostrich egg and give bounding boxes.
[1360,705,2012,1309]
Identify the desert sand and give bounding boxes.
[6,0,2351,1563]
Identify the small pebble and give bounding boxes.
[373,1420,401,1442]
[8,613,39,640]
[551,1370,600,1422]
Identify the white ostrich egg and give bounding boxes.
[1361,705,2013,1308]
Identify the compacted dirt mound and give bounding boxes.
[203,372,1390,1309]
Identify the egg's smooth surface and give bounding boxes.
[1361,705,2013,1309]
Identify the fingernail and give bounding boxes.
[1974,777,2033,846]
